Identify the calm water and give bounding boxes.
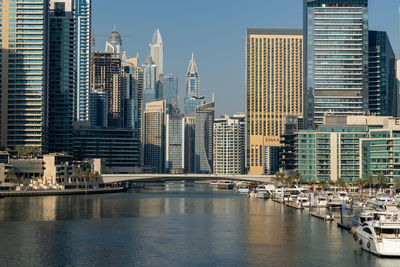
[0,183,399,266]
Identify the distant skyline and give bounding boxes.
[93,0,400,116]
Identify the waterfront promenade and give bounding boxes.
[0,187,126,198]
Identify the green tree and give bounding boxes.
[290,171,302,185]
[375,173,388,191]
[335,177,347,188]
[354,177,367,196]
[72,168,82,188]
[365,174,376,196]
[273,172,286,186]
[5,168,17,184]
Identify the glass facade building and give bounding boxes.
[142,56,157,110]
[184,96,205,116]
[195,102,214,174]
[185,53,199,97]
[162,74,178,111]
[303,0,369,128]
[75,0,91,122]
[48,0,74,154]
[166,114,185,173]
[296,115,400,183]
[368,30,396,116]
[0,0,49,150]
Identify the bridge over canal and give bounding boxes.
[101,174,274,184]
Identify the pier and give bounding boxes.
[0,187,127,198]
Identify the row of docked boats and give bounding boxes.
[351,198,400,256]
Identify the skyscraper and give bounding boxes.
[75,0,91,122]
[48,0,75,153]
[91,51,123,127]
[166,114,185,173]
[1,0,49,150]
[368,31,396,116]
[186,53,200,97]
[195,102,215,174]
[245,29,303,175]
[303,0,369,128]
[149,29,163,82]
[184,116,196,173]
[213,114,245,174]
[142,56,157,109]
[89,90,108,127]
[143,100,166,173]
[105,26,127,60]
[163,74,179,112]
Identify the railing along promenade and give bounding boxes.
[101,174,274,184]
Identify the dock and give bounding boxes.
[0,187,127,198]
[307,211,334,221]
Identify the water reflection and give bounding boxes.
[0,183,400,266]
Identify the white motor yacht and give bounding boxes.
[255,185,271,199]
[338,191,349,202]
[316,195,328,208]
[326,196,343,208]
[296,195,310,208]
[354,212,400,256]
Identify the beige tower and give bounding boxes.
[246,29,303,175]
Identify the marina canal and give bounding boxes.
[0,182,399,266]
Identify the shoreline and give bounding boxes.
[0,187,127,198]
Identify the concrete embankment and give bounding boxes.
[0,187,127,198]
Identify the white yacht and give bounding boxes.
[255,185,271,199]
[316,195,328,208]
[326,196,343,208]
[338,191,349,202]
[354,212,400,256]
[296,195,310,208]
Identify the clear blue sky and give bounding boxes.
[93,0,399,116]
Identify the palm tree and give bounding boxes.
[5,168,17,184]
[92,171,102,188]
[273,172,286,186]
[375,173,387,192]
[290,171,302,186]
[72,168,82,188]
[365,174,376,196]
[307,179,316,186]
[335,177,347,188]
[354,177,367,196]
[394,179,400,193]
[83,169,91,189]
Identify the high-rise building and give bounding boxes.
[89,90,108,127]
[303,0,369,128]
[122,63,142,129]
[75,0,91,122]
[186,53,200,97]
[184,116,196,173]
[142,56,157,109]
[48,0,74,154]
[0,0,49,150]
[184,96,205,116]
[245,29,303,175]
[213,114,245,174]
[143,100,166,173]
[91,51,123,127]
[163,74,179,112]
[368,31,396,116]
[105,26,126,60]
[166,114,185,173]
[149,29,163,82]
[195,102,215,174]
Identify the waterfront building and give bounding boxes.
[303,0,369,128]
[75,0,91,122]
[73,126,141,174]
[143,100,166,173]
[105,26,126,60]
[91,51,123,127]
[280,115,303,172]
[142,56,157,109]
[195,102,215,174]
[89,90,108,127]
[0,152,11,183]
[186,53,200,97]
[184,116,196,173]
[163,74,179,112]
[245,28,303,175]
[213,114,245,175]
[149,29,163,82]
[48,0,74,154]
[43,153,73,184]
[0,0,49,150]
[264,146,281,175]
[184,96,205,116]
[166,114,185,173]
[295,115,400,183]
[368,31,396,116]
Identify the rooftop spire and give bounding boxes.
[152,28,162,44]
